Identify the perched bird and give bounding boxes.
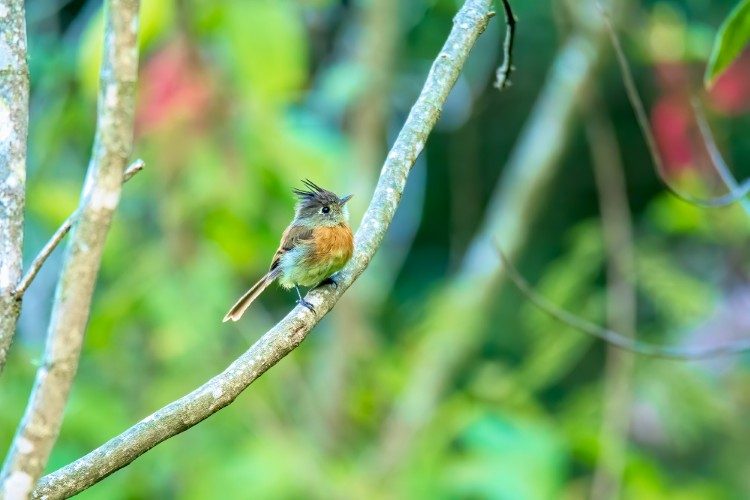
[223,180,354,322]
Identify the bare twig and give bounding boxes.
[0,0,29,376]
[496,244,750,360]
[585,95,636,500]
[494,0,517,89]
[691,98,750,216]
[1,0,141,496]
[599,4,750,208]
[12,159,145,298]
[32,2,495,497]
[122,158,145,182]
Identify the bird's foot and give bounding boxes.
[316,276,338,289]
[297,298,316,313]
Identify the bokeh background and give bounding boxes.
[3,0,750,498]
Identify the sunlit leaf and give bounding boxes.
[705,0,750,88]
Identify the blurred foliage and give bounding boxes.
[2,0,750,498]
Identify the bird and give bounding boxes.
[223,179,354,322]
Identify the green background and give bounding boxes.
[3,0,750,498]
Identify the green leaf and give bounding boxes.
[705,0,750,88]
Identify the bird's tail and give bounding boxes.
[223,268,280,322]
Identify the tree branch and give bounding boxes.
[1,1,141,496]
[12,159,145,298]
[32,1,494,497]
[0,0,29,375]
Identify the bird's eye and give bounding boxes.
[321,206,330,214]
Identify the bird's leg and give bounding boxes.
[295,285,315,312]
[316,276,338,289]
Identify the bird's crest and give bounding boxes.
[292,179,340,206]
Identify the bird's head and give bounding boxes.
[293,179,352,227]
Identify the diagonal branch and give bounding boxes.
[496,244,750,360]
[12,159,145,298]
[32,1,495,497]
[0,0,29,375]
[1,0,141,496]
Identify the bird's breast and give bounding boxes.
[311,223,354,264]
[278,223,353,288]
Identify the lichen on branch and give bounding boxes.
[0,0,141,496]
[0,0,29,375]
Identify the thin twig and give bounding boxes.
[122,158,145,182]
[32,2,495,497]
[494,0,517,90]
[691,98,750,216]
[1,0,141,495]
[598,3,750,208]
[496,243,750,360]
[12,159,145,298]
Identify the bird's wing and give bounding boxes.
[270,224,314,271]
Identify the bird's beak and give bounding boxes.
[340,194,353,205]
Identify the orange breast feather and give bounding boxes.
[311,224,353,264]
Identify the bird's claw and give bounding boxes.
[297,299,315,313]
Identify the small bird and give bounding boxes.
[223,180,354,322]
